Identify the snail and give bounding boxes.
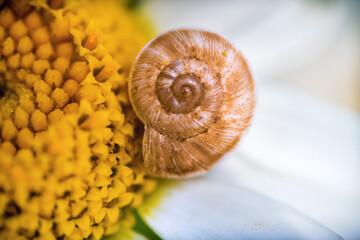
[129,29,255,178]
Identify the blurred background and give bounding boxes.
[132,0,360,239]
[139,0,360,111]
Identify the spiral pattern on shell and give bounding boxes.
[129,29,255,178]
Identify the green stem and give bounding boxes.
[132,209,162,240]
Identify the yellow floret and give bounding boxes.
[14,106,29,129]
[62,79,80,97]
[9,20,28,40]
[15,83,33,96]
[0,26,5,42]
[0,7,16,29]
[1,36,15,57]
[63,103,79,114]
[80,111,110,130]
[32,59,51,74]
[76,84,102,103]
[52,57,70,74]
[25,73,41,88]
[0,59,7,73]
[55,220,74,235]
[84,26,102,50]
[51,88,69,108]
[0,141,16,155]
[96,56,120,82]
[120,122,134,137]
[18,36,34,54]
[31,109,47,132]
[50,17,71,43]
[2,119,18,141]
[24,11,43,31]
[31,27,50,46]
[19,95,35,114]
[56,42,74,58]
[92,142,109,161]
[39,192,55,218]
[92,225,105,240]
[0,1,156,239]
[44,69,63,88]
[33,80,52,95]
[70,200,86,218]
[1,102,15,118]
[48,109,64,123]
[21,52,35,69]
[16,68,29,82]
[7,53,21,69]
[36,93,53,114]
[16,128,34,148]
[69,61,90,82]
[15,149,35,168]
[36,43,54,60]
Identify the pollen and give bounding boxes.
[0,0,155,239]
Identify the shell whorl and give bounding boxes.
[129,29,255,178]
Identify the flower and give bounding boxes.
[0,0,156,239]
[0,1,347,240]
[138,177,341,240]
[135,83,346,240]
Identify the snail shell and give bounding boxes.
[129,29,255,178]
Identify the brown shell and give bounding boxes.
[129,29,255,178]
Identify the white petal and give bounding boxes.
[239,83,360,189]
[138,178,341,240]
[142,1,350,83]
[206,82,360,239]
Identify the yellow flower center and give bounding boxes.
[0,1,156,239]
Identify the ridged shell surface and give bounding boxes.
[129,29,255,178]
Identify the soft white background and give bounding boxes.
[138,1,360,239]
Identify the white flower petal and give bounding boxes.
[205,82,360,239]
[138,178,341,240]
